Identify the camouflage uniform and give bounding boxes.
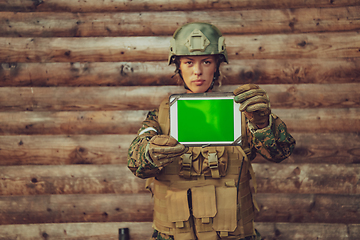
[128,105,295,240]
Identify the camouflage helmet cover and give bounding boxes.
[168,22,228,65]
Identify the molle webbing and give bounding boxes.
[152,146,255,239]
[157,149,250,185]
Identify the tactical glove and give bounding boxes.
[234,84,271,127]
[146,135,188,167]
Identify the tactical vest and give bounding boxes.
[151,99,257,240]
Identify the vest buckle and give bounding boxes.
[208,152,218,169]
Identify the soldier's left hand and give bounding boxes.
[233,84,271,127]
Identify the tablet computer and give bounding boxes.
[169,92,242,147]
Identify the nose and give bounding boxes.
[193,62,202,76]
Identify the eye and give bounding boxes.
[204,60,212,65]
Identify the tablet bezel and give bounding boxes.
[169,92,242,147]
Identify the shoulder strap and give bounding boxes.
[241,112,251,155]
[158,98,170,135]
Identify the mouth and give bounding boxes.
[192,79,205,86]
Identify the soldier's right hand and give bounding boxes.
[146,135,188,167]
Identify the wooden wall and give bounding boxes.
[0,0,360,239]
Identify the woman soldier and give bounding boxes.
[127,22,295,240]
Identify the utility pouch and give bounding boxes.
[165,189,196,239]
[179,147,201,178]
[192,185,218,239]
[202,146,228,178]
[212,186,237,236]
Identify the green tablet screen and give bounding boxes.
[177,99,234,142]
[169,93,242,146]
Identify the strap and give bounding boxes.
[220,232,228,237]
[248,162,260,212]
[207,147,220,179]
[241,112,251,155]
[145,177,155,196]
[176,221,184,228]
[182,152,192,178]
[236,145,259,212]
[158,98,170,135]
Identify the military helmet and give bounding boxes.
[168,22,228,65]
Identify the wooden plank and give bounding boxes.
[260,83,360,109]
[0,163,359,196]
[1,32,360,63]
[221,59,360,85]
[0,84,358,111]
[0,110,147,135]
[2,7,360,37]
[348,224,360,240]
[0,134,134,165]
[0,193,153,225]
[0,133,358,166]
[0,193,359,224]
[0,222,154,240]
[253,164,360,195]
[1,59,360,87]
[254,222,360,240]
[1,0,360,12]
[0,164,147,195]
[273,108,360,133]
[0,61,177,87]
[0,193,154,224]
[0,222,359,240]
[0,108,358,135]
[255,193,360,224]
[0,86,178,111]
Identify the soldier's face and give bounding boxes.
[179,55,217,93]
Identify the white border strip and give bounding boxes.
[169,94,242,146]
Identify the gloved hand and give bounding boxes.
[146,135,188,167]
[233,84,271,127]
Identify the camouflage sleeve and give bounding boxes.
[127,109,162,179]
[247,114,296,163]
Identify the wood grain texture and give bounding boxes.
[0,133,359,166]
[1,7,360,37]
[253,164,360,195]
[1,0,360,12]
[0,193,154,224]
[0,86,177,111]
[0,222,358,240]
[0,163,358,196]
[255,193,360,224]
[0,110,147,135]
[0,164,146,195]
[272,108,360,133]
[0,222,153,240]
[255,222,360,240]
[0,193,359,224]
[0,84,358,111]
[1,59,359,87]
[1,32,360,63]
[0,0,359,235]
[0,108,358,135]
[0,134,133,165]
